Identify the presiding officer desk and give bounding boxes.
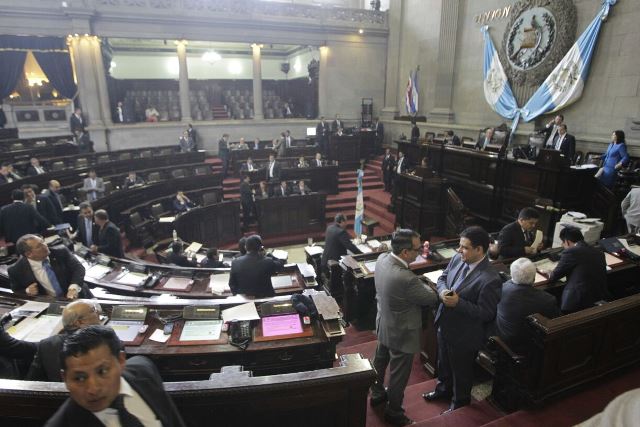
[236,158,339,194]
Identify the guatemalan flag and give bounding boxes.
[521,0,617,121]
[405,67,419,116]
[353,168,364,237]
[481,25,518,120]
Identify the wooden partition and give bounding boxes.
[174,201,241,247]
[255,193,326,237]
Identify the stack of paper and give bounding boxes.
[221,302,260,322]
[271,275,294,289]
[423,270,444,284]
[356,244,373,254]
[7,315,62,342]
[209,273,231,295]
[86,264,112,280]
[116,271,148,286]
[367,239,382,250]
[159,216,175,223]
[108,320,144,342]
[11,301,49,318]
[179,320,223,341]
[163,277,193,291]
[271,249,288,260]
[363,260,377,274]
[297,263,316,278]
[305,246,323,256]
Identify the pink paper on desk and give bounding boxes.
[262,314,303,337]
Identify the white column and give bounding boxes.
[252,44,264,120]
[380,0,403,119]
[176,40,192,122]
[90,38,112,126]
[318,45,329,118]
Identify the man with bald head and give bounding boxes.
[43,180,65,224]
[26,300,102,381]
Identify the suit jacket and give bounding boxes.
[271,185,290,198]
[498,221,535,259]
[26,165,47,176]
[229,252,285,297]
[375,253,437,354]
[8,246,89,297]
[45,356,186,427]
[394,156,410,175]
[543,123,560,147]
[97,221,124,258]
[218,138,229,158]
[449,135,461,146]
[548,241,609,312]
[42,190,65,225]
[292,185,311,196]
[123,176,145,189]
[374,122,384,139]
[331,119,343,132]
[76,214,99,247]
[382,154,396,175]
[0,328,36,361]
[266,161,281,181]
[26,332,66,381]
[82,177,105,199]
[240,162,258,172]
[411,125,420,142]
[475,136,495,150]
[435,254,502,350]
[321,223,361,267]
[555,133,576,161]
[311,159,325,168]
[0,201,50,243]
[167,252,197,268]
[69,114,85,135]
[316,122,329,139]
[494,280,559,351]
[200,258,225,268]
[240,181,254,204]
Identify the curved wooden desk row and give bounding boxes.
[0,141,78,165]
[238,163,339,194]
[0,354,374,427]
[228,144,319,168]
[0,150,205,205]
[0,134,72,149]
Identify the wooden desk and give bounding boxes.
[394,174,448,238]
[255,193,326,237]
[328,132,374,170]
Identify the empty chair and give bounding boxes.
[147,171,161,183]
[34,140,47,147]
[119,152,132,161]
[51,161,65,171]
[194,166,210,176]
[9,143,24,151]
[97,154,110,164]
[159,148,173,156]
[129,211,143,226]
[139,150,152,158]
[202,192,218,207]
[74,158,88,168]
[151,203,164,218]
[103,181,113,195]
[171,169,186,179]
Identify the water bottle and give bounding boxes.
[172,229,178,241]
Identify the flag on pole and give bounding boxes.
[481,25,518,120]
[354,168,364,237]
[405,67,419,115]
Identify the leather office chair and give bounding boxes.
[130,211,143,226]
[119,152,132,161]
[194,166,210,176]
[573,151,583,166]
[103,181,112,195]
[424,132,435,142]
[139,150,152,158]
[96,154,110,164]
[147,172,161,183]
[160,148,173,156]
[171,169,186,179]
[9,143,24,151]
[202,192,218,207]
[151,203,164,218]
[74,158,88,169]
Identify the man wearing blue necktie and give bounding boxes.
[8,234,89,300]
[72,202,98,248]
[422,226,502,413]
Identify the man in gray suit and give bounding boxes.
[370,229,438,426]
[423,226,502,413]
[82,169,105,201]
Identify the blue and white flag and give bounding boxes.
[521,0,617,120]
[481,25,519,120]
[354,168,364,237]
[405,67,419,116]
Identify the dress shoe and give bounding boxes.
[369,392,388,407]
[440,402,469,414]
[383,412,414,426]
[422,390,452,402]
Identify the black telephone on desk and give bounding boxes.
[228,320,252,350]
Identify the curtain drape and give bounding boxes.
[0,51,27,100]
[33,51,77,99]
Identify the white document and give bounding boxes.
[534,259,558,272]
[297,263,316,278]
[271,249,288,260]
[195,253,207,264]
[209,273,231,295]
[529,230,543,250]
[271,275,294,289]
[179,320,223,341]
[11,300,49,318]
[149,329,170,343]
[7,315,62,342]
[620,239,640,257]
[356,244,373,254]
[363,260,377,274]
[163,277,193,291]
[567,211,587,219]
[436,248,457,259]
[185,242,203,253]
[305,246,324,256]
[158,216,175,223]
[108,320,144,342]
[116,271,148,286]
[221,302,260,322]
[367,239,382,249]
[85,264,112,280]
[423,269,444,284]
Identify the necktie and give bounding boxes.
[85,218,93,246]
[42,259,63,297]
[452,264,470,292]
[110,395,144,427]
[555,136,563,151]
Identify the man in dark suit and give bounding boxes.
[9,234,90,300]
[542,114,564,149]
[240,157,257,172]
[72,202,98,247]
[410,121,420,143]
[21,184,54,228]
[494,258,559,352]
[229,235,285,297]
[542,227,609,313]
[497,207,542,258]
[292,180,311,196]
[45,325,186,427]
[475,127,495,151]
[69,108,85,136]
[321,213,361,271]
[0,162,19,184]
[27,300,102,382]
[382,148,396,192]
[370,229,438,426]
[266,154,281,182]
[122,171,144,189]
[42,180,65,225]
[200,247,226,268]
[553,124,576,162]
[316,117,329,154]
[240,174,255,224]
[113,101,131,123]
[218,133,230,178]
[423,226,502,412]
[331,114,343,133]
[312,152,325,168]
[166,241,197,267]
[26,157,47,176]
[91,209,124,258]
[373,117,384,150]
[271,180,290,197]
[0,189,50,244]
[445,130,461,146]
